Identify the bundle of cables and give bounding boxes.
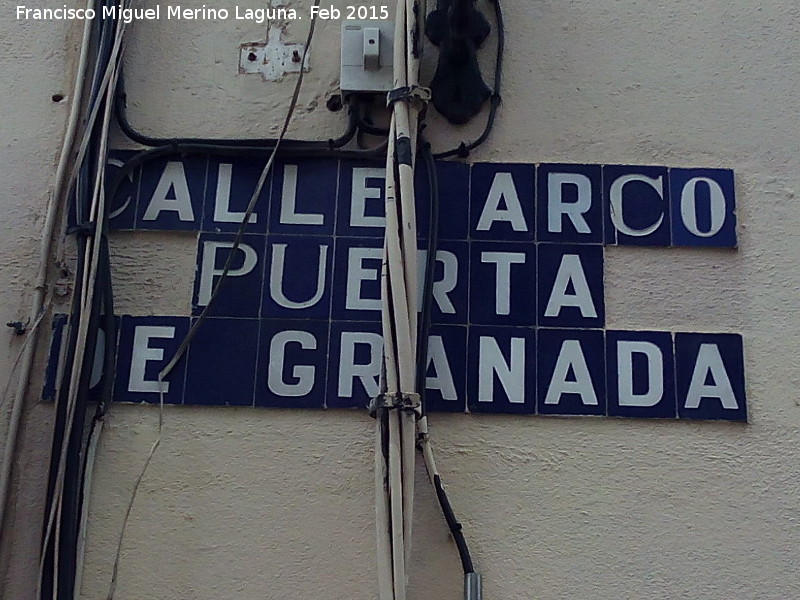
[18,0,505,596]
[34,0,131,598]
[372,0,487,598]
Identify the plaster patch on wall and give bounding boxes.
[239,26,308,81]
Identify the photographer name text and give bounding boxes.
[16,4,389,24]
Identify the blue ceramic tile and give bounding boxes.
[192,233,267,318]
[331,237,383,322]
[470,162,535,241]
[106,150,141,231]
[268,158,338,236]
[202,157,271,234]
[467,326,536,414]
[469,241,536,326]
[114,315,189,404]
[255,320,328,409]
[670,168,736,247]
[262,235,334,320]
[415,160,470,241]
[537,328,605,416]
[184,318,259,406]
[537,163,602,243]
[336,159,386,237]
[537,244,604,328]
[606,330,676,419]
[327,321,383,409]
[603,165,670,246]
[42,314,69,402]
[44,314,120,405]
[418,240,469,326]
[89,315,121,405]
[675,332,746,421]
[68,151,141,232]
[136,156,207,231]
[422,325,467,413]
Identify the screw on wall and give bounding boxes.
[6,321,28,335]
[239,25,308,81]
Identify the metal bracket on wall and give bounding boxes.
[239,25,308,81]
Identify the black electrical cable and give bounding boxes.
[96,236,117,418]
[61,113,122,600]
[75,235,116,594]
[104,139,389,207]
[433,474,475,574]
[415,140,439,415]
[115,71,361,150]
[40,236,86,600]
[57,256,103,598]
[357,115,391,137]
[355,102,391,137]
[414,141,477,579]
[433,0,504,159]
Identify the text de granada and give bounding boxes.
[15,5,298,23]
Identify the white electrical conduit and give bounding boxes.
[377,0,424,598]
[0,0,97,543]
[36,12,129,597]
[73,417,103,598]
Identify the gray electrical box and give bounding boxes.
[340,21,394,93]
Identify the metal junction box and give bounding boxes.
[340,21,394,93]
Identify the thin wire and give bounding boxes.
[103,4,322,598]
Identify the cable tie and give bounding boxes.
[456,142,470,158]
[66,222,96,238]
[401,392,421,410]
[367,392,421,417]
[386,85,431,107]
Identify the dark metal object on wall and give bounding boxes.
[425,0,492,124]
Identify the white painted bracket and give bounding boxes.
[239,25,308,81]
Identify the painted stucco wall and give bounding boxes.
[0,8,77,598]
[3,1,800,599]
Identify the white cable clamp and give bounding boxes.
[368,392,421,417]
[386,84,431,107]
